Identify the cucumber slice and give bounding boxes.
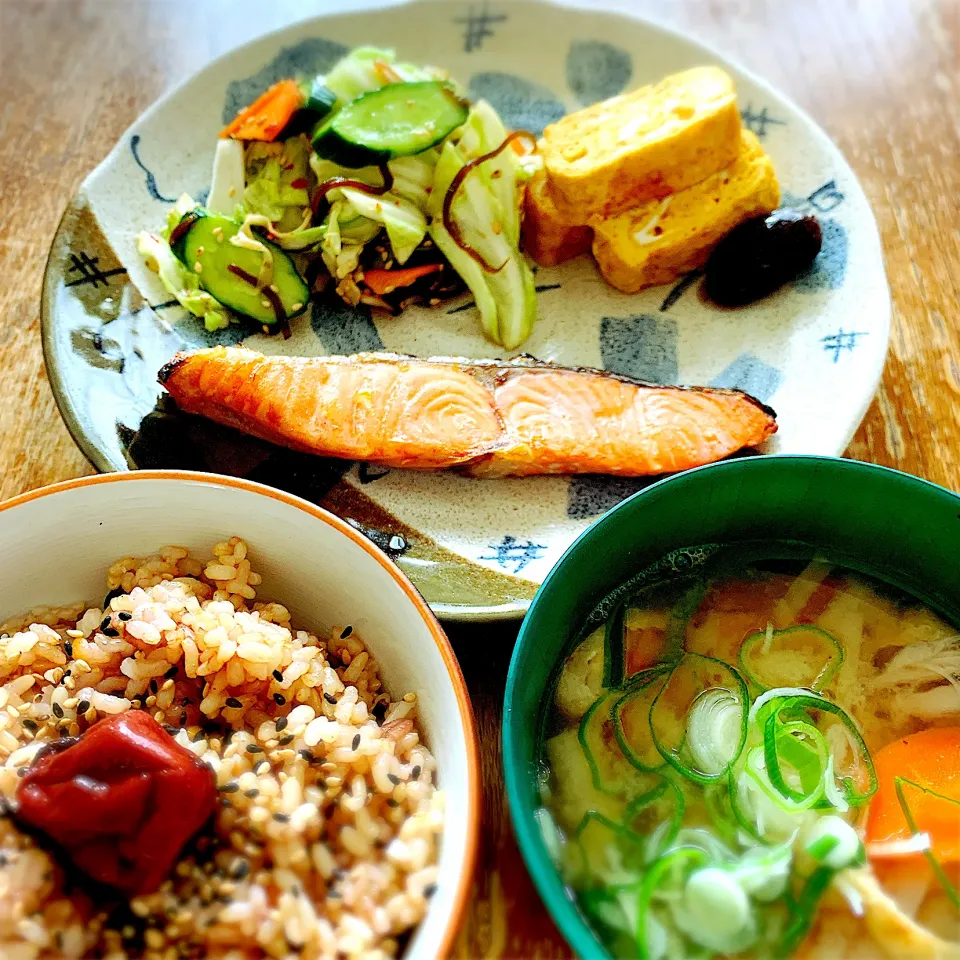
[171,211,309,326]
[312,81,469,168]
[304,77,337,119]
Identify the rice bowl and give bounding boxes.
[0,473,479,960]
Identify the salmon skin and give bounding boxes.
[158,347,777,478]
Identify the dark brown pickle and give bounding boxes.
[705,208,823,307]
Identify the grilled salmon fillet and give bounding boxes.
[159,347,777,477]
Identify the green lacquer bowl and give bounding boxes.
[503,455,960,959]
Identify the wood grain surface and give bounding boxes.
[0,0,957,956]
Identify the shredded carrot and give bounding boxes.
[374,60,403,85]
[363,264,443,296]
[867,727,960,863]
[220,80,305,141]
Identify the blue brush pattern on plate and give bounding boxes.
[467,72,566,135]
[566,40,632,106]
[311,299,385,353]
[599,314,679,385]
[222,38,349,122]
[709,353,782,402]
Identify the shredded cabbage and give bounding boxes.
[136,231,229,332]
[242,136,311,230]
[323,47,444,105]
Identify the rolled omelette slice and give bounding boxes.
[591,129,780,294]
[522,168,594,268]
[159,348,777,477]
[540,65,742,221]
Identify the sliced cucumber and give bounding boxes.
[303,77,337,119]
[171,210,309,326]
[312,81,469,168]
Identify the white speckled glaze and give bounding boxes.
[42,0,890,621]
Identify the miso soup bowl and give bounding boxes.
[0,471,479,960]
[503,454,960,958]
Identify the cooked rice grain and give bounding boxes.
[0,540,442,959]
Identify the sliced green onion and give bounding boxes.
[688,688,746,777]
[746,744,824,812]
[739,625,844,691]
[729,839,794,902]
[636,847,709,959]
[578,690,635,794]
[663,577,708,658]
[778,866,834,957]
[803,815,861,870]
[614,670,670,772]
[603,595,628,689]
[573,810,645,881]
[671,865,758,955]
[624,777,685,861]
[751,691,877,805]
[894,776,960,909]
[763,717,830,805]
[650,654,749,785]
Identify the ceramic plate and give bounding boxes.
[42,0,890,621]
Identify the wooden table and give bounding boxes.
[1,0,957,955]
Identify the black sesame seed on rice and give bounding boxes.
[275,716,288,732]
[118,611,132,621]
[149,679,159,695]
[220,782,240,793]
[272,669,284,682]
[17,768,27,778]
[298,749,313,762]
[387,773,401,786]
[52,702,64,719]
[103,586,124,606]
[192,729,207,743]
[231,860,250,880]
[244,788,259,798]
[225,697,242,709]
[246,744,263,754]
[386,798,400,808]
[76,700,90,713]
[179,711,187,726]
[100,615,112,631]
[63,640,73,658]
[423,883,438,898]
[411,764,421,780]
[273,693,286,706]
[324,693,337,705]
[277,734,294,746]
[272,812,290,823]
[22,718,37,732]
[102,626,120,638]
[165,666,178,680]
[340,625,353,639]
[351,733,361,751]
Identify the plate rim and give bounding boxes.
[40,0,892,622]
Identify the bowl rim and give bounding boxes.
[502,454,960,959]
[0,468,480,960]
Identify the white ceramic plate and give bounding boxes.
[42,0,891,620]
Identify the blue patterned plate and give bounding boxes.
[41,0,890,620]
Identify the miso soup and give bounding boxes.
[537,553,960,958]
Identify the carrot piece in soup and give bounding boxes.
[867,727,960,863]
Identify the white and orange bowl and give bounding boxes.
[0,470,480,959]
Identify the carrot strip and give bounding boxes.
[867,727,960,863]
[363,264,443,296]
[220,80,305,141]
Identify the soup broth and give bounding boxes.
[538,554,960,959]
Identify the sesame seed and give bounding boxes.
[77,700,90,714]
[411,765,421,780]
[324,693,337,705]
[278,734,294,746]
[100,616,112,631]
[246,744,263,754]
[165,666,178,679]
[244,788,259,798]
[269,283,279,293]
[423,883,438,898]
[386,798,400,807]
[102,626,120,638]
[291,302,303,311]
[272,812,290,823]
[351,734,361,751]
[273,693,286,706]
[275,716,288,732]
[192,729,206,743]
[17,768,27,778]
[298,749,313,762]
[255,761,270,775]
[261,298,271,308]
[52,702,64,719]
[225,697,242,709]
[22,718,37,732]
[340,626,353,639]
[273,670,284,682]
[387,773,400,785]
[64,640,73,658]
[231,860,250,880]
[118,612,132,621]
[220,781,240,793]
[149,679,159,694]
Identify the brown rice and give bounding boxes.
[0,539,443,959]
